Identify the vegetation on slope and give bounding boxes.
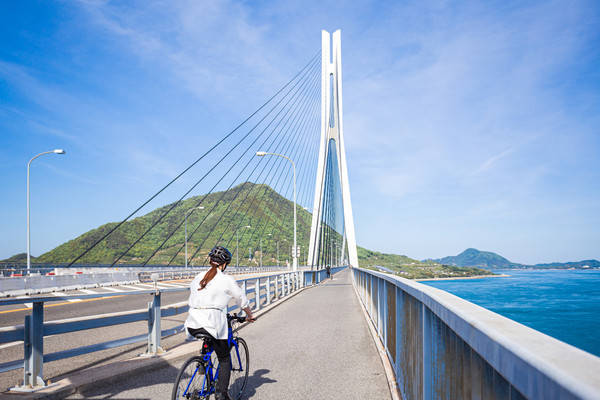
[2,182,496,279]
[37,182,313,266]
[358,247,492,279]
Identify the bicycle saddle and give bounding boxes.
[194,333,214,341]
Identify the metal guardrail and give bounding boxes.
[0,267,345,391]
[0,266,291,297]
[137,266,289,283]
[352,267,600,400]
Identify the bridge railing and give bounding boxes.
[0,270,305,390]
[352,267,600,400]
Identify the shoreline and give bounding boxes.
[416,274,510,282]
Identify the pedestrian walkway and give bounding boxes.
[69,269,391,399]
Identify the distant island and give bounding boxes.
[0,182,493,280]
[426,248,600,270]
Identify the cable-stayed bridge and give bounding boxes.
[0,30,599,400]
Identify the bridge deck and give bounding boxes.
[68,269,391,399]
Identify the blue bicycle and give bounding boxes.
[172,314,249,400]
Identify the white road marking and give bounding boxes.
[135,284,155,289]
[0,340,22,350]
[119,285,145,291]
[25,303,32,308]
[51,292,81,302]
[79,289,98,294]
[103,287,124,292]
[155,282,186,288]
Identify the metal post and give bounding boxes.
[266,276,271,305]
[185,213,188,268]
[260,236,262,268]
[147,291,163,355]
[27,150,65,275]
[22,302,45,387]
[23,315,32,387]
[274,275,279,299]
[277,241,279,267]
[255,278,261,310]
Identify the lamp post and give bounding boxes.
[260,233,271,267]
[185,206,204,268]
[27,149,65,275]
[256,151,297,271]
[235,225,251,267]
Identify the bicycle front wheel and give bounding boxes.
[172,356,211,400]
[229,337,249,400]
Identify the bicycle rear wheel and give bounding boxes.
[228,337,249,400]
[172,356,211,400]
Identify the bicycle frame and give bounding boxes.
[182,322,244,398]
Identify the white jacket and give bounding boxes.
[184,269,249,340]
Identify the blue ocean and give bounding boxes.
[422,269,600,357]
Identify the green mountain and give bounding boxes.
[0,253,37,263]
[357,247,492,279]
[2,182,495,279]
[431,248,600,270]
[37,182,313,266]
[432,248,520,269]
[533,260,600,269]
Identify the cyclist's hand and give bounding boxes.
[246,315,256,322]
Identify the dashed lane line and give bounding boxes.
[103,287,124,292]
[0,295,125,314]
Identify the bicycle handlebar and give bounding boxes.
[227,313,247,323]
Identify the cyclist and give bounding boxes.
[184,246,255,400]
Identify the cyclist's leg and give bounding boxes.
[213,338,231,398]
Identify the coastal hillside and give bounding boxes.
[431,248,520,269]
[357,247,491,279]
[35,182,312,266]
[430,248,599,270]
[1,183,493,279]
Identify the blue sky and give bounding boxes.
[0,0,598,264]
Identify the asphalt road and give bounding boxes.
[67,269,391,399]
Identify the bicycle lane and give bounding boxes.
[67,269,391,399]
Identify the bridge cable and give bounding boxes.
[67,50,320,266]
[167,67,321,265]
[137,58,321,266]
[111,56,320,266]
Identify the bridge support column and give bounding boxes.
[307,30,359,270]
[146,292,163,355]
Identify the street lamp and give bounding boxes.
[256,151,297,271]
[27,149,66,275]
[235,225,251,267]
[185,206,204,268]
[260,233,272,267]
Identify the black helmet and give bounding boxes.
[209,246,232,265]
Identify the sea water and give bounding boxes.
[422,269,600,357]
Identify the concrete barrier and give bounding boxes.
[352,267,600,400]
[0,272,140,297]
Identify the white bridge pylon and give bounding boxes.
[307,30,359,269]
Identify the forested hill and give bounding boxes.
[36,182,313,266]
[2,182,496,279]
[430,248,599,270]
